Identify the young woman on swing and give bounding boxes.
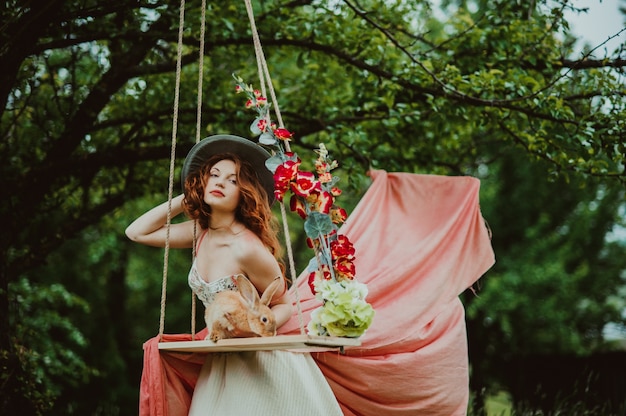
[126,134,342,415]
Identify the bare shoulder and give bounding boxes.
[234,230,282,287]
[234,230,273,260]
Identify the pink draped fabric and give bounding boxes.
[141,332,206,416]
[139,170,495,415]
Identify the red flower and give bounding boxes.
[274,128,293,141]
[307,189,333,214]
[334,258,356,280]
[245,99,254,109]
[253,89,262,98]
[235,85,244,93]
[331,187,342,197]
[318,172,332,184]
[315,160,328,175]
[257,118,268,132]
[307,271,316,294]
[256,96,267,107]
[273,160,299,201]
[330,207,347,224]
[330,235,355,259]
[290,195,307,219]
[290,171,320,198]
[308,263,332,294]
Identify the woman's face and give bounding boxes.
[203,159,241,212]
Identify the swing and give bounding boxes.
[140,3,497,413]
[156,0,360,353]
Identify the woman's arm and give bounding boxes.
[125,194,195,248]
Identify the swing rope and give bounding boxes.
[159,0,307,340]
[190,0,208,340]
[243,0,307,336]
[159,0,187,341]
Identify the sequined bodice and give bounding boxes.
[188,261,238,307]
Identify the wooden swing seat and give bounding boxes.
[158,334,361,353]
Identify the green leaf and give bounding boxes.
[250,118,262,136]
[265,154,283,173]
[304,211,334,239]
[258,132,276,145]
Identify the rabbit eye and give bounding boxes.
[262,317,268,323]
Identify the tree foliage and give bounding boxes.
[465,148,626,409]
[1,0,624,413]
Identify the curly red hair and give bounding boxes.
[182,153,283,262]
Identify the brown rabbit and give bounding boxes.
[204,274,283,342]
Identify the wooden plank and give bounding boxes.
[158,334,361,353]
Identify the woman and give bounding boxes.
[126,135,342,415]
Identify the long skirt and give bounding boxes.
[188,350,343,416]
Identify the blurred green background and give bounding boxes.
[1,0,625,414]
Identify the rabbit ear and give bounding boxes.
[260,277,284,306]
[234,275,261,308]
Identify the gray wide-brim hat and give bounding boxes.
[181,134,274,203]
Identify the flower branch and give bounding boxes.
[234,74,374,338]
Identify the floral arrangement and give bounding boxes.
[234,74,374,338]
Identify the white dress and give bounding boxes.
[187,263,343,416]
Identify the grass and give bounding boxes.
[485,391,512,416]
[472,390,625,416]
